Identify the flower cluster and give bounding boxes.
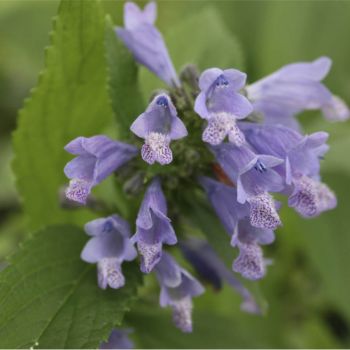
[62,1,349,341]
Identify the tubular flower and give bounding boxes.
[200,176,274,280]
[154,252,204,333]
[231,218,274,281]
[131,178,177,273]
[246,57,350,128]
[116,2,180,87]
[81,215,137,289]
[64,136,137,204]
[130,93,187,165]
[211,144,283,230]
[194,68,253,146]
[242,123,337,217]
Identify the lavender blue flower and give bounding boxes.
[100,329,134,349]
[199,176,246,235]
[211,144,284,229]
[288,175,337,217]
[64,135,137,204]
[116,2,180,87]
[131,178,177,273]
[242,123,337,217]
[230,218,275,280]
[130,93,187,165]
[181,238,261,314]
[232,240,266,281]
[154,252,204,332]
[81,215,137,289]
[246,57,350,128]
[322,95,350,122]
[200,177,274,280]
[194,68,253,146]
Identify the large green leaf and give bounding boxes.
[139,5,244,97]
[0,225,141,349]
[105,15,144,141]
[12,0,113,230]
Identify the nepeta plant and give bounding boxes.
[60,2,349,343]
[4,1,349,348]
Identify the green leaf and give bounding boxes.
[0,224,141,349]
[140,6,244,97]
[105,15,144,141]
[12,0,113,230]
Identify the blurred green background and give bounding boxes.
[1,0,350,348]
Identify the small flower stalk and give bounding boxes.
[61,0,348,335]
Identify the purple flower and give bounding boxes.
[232,240,266,281]
[181,238,261,314]
[246,57,350,128]
[211,144,283,229]
[81,215,137,289]
[130,93,187,165]
[288,175,336,218]
[200,177,274,280]
[194,68,253,146]
[64,136,137,204]
[131,178,177,273]
[154,252,204,332]
[230,217,275,281]
[100,329,134,349]
[116,2,180,87]
[242,124,337,217]
[199,176,246,235]
[322,95,350,122]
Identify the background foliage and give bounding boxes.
[0,0,350,348]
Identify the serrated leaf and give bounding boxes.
[140,5,244,97]
[0,224,141,349]
[105,15,144,141]
[12,0,113,230]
